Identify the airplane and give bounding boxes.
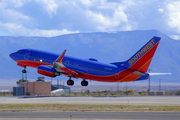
[10,36,163,86]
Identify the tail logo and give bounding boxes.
[128,39,155,66]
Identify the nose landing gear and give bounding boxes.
[22,66,27,73]
[22,66,27,81]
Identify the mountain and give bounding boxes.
[0,30,180,86]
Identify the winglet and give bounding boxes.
[55,50,66,63]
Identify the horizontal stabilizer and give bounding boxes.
[149,73,172,76]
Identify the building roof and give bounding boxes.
[51,85,70,90]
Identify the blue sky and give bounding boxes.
[0,0,180,39]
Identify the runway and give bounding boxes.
[0,96,180,106]
[0,96,180,120]
[0,111,180,120]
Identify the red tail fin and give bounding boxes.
[127,36,161,73]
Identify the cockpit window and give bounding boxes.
[16,51,21,53]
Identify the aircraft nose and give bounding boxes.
[9,52,16,60]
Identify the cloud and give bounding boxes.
[79,0,93,7]
[168,35,180,40]
[0,1,29,22]
[158,8,164,13]
[0,22,79,37]
[0,0,180,38]
[0,0,26,8]
[82,0,134,31]
[166,1,180,33]
[30,29,79,37]
[35,0,58,16]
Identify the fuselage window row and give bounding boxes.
[30,54,54,61]
[62,61,111,73]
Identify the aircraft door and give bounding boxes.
[24,50,31,60]
[115,69,121,79]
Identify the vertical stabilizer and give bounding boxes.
[111,36,161,73]
[126,36,161,73]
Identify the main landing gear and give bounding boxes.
[66,78,89,86]
[81,79,88,86]
[67,77,74,86]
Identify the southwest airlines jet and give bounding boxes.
[10,36,161,86]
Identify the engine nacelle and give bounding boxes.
[37,65,60,77]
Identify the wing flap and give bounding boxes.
[60,67,80,77]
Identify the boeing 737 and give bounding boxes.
[10,36,161,86]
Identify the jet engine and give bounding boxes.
[37,65,60,77]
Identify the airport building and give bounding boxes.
[13,77,71,96]
[20,81,51,96]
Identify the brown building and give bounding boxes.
[20,81,51,96]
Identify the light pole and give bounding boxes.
[126,82,127,91]
[159,79,161,91]
[148,69,151,92]
[117,82,119,91]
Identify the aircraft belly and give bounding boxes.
[78,69,141,82]
[77,72,117,82]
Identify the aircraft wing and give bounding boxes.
[60,67,80,77]
[53,50,81,77]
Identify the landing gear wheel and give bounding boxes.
[22,70,27,73]
[81,80,88,86]
[67,80,74,86]
[22,66,27,73]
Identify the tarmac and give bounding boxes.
[0,96,180,106]
[0,111,180,120]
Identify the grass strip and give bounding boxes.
[0,104,180,112]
